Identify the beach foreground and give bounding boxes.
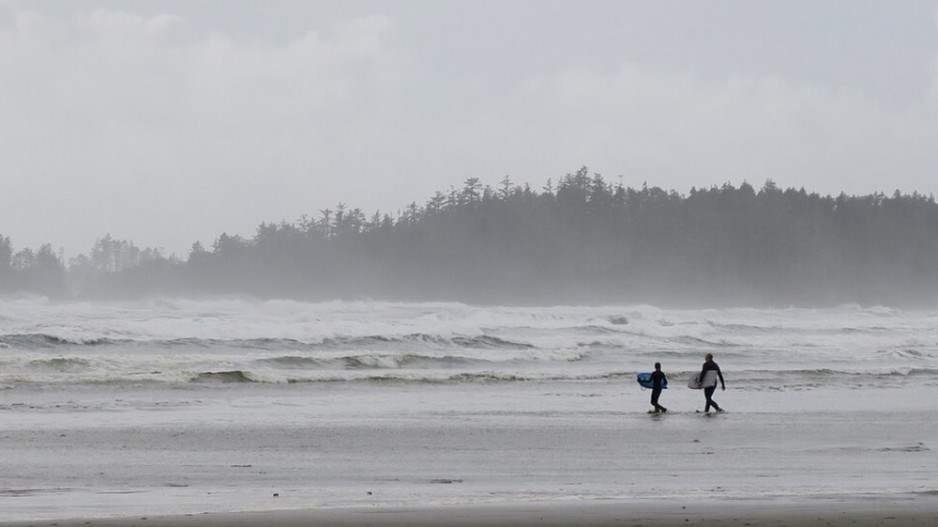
[2,499,937,527]
[3,302,938,524]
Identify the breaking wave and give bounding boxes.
[0,333,534,352]
[27,357,93,371]
[3,300,938,389]
[193,370,256,384]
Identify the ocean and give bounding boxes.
[2,297,937,521]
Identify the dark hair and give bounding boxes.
[654,362,661,369]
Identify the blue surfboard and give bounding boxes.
[637,372,667,389]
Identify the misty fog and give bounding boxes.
[2,169,936,308]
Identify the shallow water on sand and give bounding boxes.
[3,381,938,521]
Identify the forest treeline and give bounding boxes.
[3,168,938,306]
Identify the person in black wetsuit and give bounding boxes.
[649,362,667,413]
[700,353,726,413]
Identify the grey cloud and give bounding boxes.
[2,1,938,257]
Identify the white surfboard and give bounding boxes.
[687,370,718,389]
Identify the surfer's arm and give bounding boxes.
[717,368,725,389]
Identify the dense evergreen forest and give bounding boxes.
[3,168,938,306]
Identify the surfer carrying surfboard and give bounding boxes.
[649,362,668,413]
[700,353,726,413]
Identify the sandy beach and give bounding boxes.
[2,499,938,527]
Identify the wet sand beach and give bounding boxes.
[2,383,937,525]
[2,499,937,527]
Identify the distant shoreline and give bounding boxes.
[6,179,938,307]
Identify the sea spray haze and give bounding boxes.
[3,298,938,390]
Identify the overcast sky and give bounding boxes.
[3,0,938,257]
